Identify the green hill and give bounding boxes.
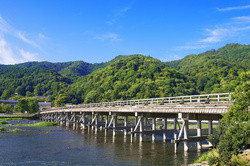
[166,43,250,93]
[0,43,248,105]
[58,55,197,105]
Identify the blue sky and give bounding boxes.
[0,0,249,64]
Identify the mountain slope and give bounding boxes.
[59,55,197,105]
[166,43,250,93]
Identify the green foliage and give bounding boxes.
[14,98,39,113]
[15,122,57,127]
[0,104,12,113]
[0,121,9,124]
[209,71,250,164]
[0,44,249,106]
[0,127,7,132]
[166,44,250,94]
[63,55,197,104]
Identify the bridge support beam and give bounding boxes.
[66,113,70,127]
[124,116,128,136]
[208,120,213,146]
[174,118,178,153]
[139,116,144,142]
[152,118,156,142]
[197,120,202,150]
[183,120,189,152]
[113,114,117,136]
[163,118,167,142]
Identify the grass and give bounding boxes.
[0,127,7,132]
[0,118,24,120]
[0,127,22,133]
[15,122,57,127]
[0,121,9,124]
[193,149,250,166]
[0,113,39,119]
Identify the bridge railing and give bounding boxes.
[47,92,232,111]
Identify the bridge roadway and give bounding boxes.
[40,93,232,152]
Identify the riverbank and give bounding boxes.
[189,149,250,166]
[0,113,39,120]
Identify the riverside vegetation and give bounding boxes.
[192,71,250,165]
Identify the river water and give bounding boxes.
[0,120,206,166]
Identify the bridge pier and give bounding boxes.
[174,118,178,153]
[124,116,128,136]
[197,120,202,150]
[139,115,144,142]
[208,120,213,146]
[152,118,156,142]
[66,113,70,127]
[112,114,117,136]
[183,120,189,152]
[163,118,167,142]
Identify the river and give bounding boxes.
[0,120,206,166]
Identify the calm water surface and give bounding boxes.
[0,120,207,166]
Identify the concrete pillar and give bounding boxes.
[105,115,109,128]
[113,114,117,136]
[218,120,222,135]
[144,118,148,130]
[124,116,128,135]
[174,118,178,153]
[208,120,213,146]
[152,118,156,142]
[139,116,144,142]
[197,120,202,150]
[66,113,70,127]
[134,117,138,137]
[82,113,86,129]
[163,118,167,142]
[95,114,98,134]
[130,127,134,142]
[183,120,189,152]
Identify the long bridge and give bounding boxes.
[40,93,233,152]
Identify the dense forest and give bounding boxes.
[166,44,250,93]
[0,43,249,106]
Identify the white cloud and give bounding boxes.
[160,55,182,62]
[176,14,250,50]
[217,5,250,11]
[233,16,250,23]
[94,32,122,42]
[0,15,41,49]
[0,37,18,64]
[107,7,131,25]
[0,16,11,33]
[19,48,39,62]
[176,45,208,50]
[199,28,230,43]
[38,33,48,40]
[17,32,41,49]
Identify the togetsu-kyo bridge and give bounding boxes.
[40,93,233,152]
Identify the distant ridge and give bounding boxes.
[0,43,249,105]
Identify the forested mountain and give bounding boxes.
[15,61,105,78]
[56,55,197,105]
[0,43,249,105]
[166,44,250,93]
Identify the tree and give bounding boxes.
[14,98,39,113]
[85,90,99,103]
[2,104,12,114]
[216,71,250,164]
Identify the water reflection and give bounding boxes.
[0,120,204,166]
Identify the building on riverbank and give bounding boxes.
[0,99,52,109]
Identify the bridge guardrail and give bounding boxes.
[44,92,233,112]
